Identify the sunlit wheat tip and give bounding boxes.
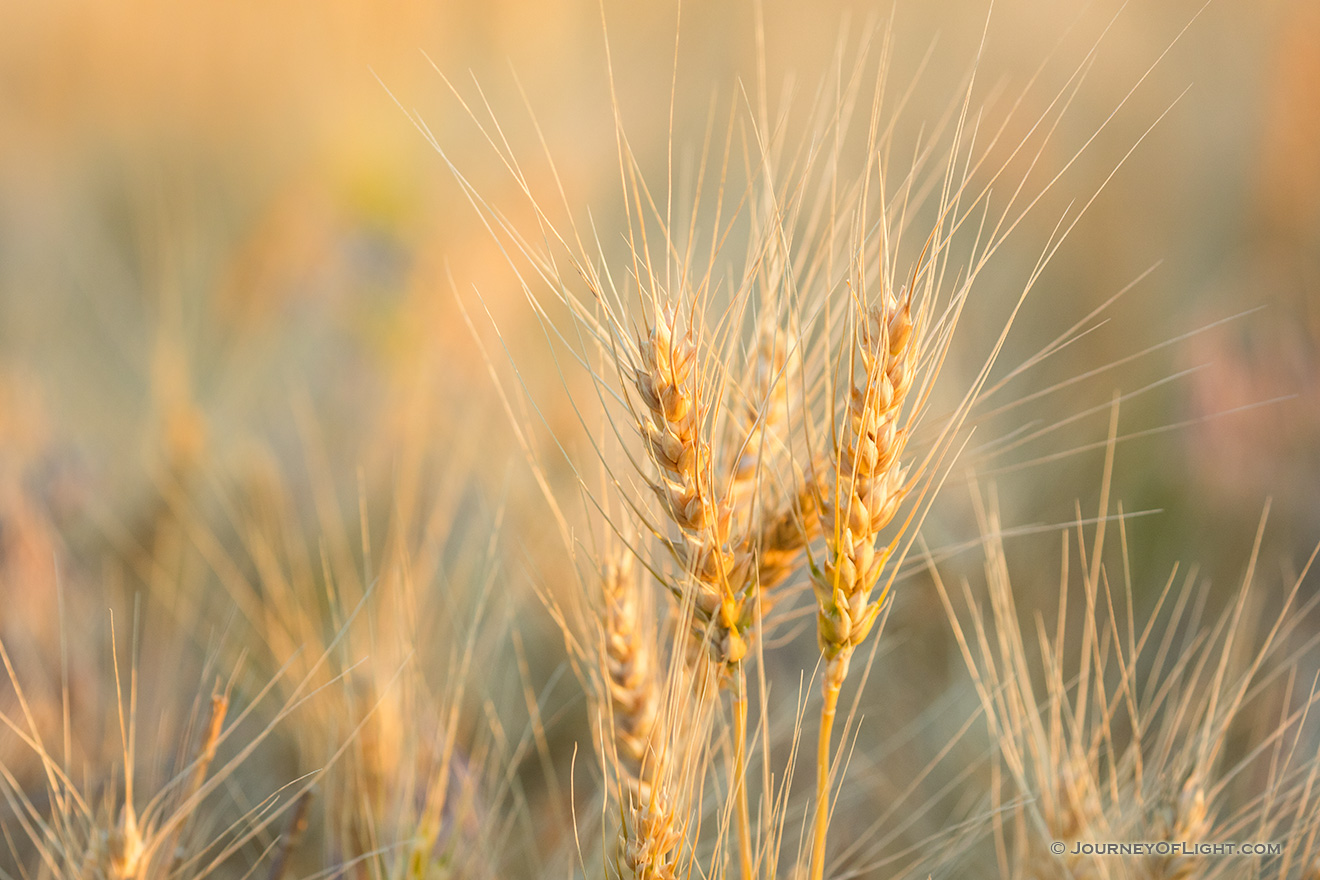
[814,294,918,663]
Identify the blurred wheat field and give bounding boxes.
[2,1,1319,879]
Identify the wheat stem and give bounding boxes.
[810,658,847,880]
[732,671,752,880]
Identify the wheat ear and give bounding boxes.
[634,305,752,670]
[731,328,824,605]
[1146,776,1209,880]
[603,553,663,790]
[599,550,688,880]
[809,294,917,880]
[615,786,682,880]
[633,304,765,879]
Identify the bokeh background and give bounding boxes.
[2,0,1317,585]
[1,0,1318,875]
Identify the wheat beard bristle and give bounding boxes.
[728,328,794,516]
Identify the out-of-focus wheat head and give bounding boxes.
[596,541,703,880]
[601,551,662,786]
[933,482,1320,880]
[71,690,228,880]
[177,443,518,880]
[0,606,311,880]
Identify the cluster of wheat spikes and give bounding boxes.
[592,273,939,880]
[428,5,1039,872]
[590,280,927,880]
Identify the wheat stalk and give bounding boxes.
[808,292,919,880]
